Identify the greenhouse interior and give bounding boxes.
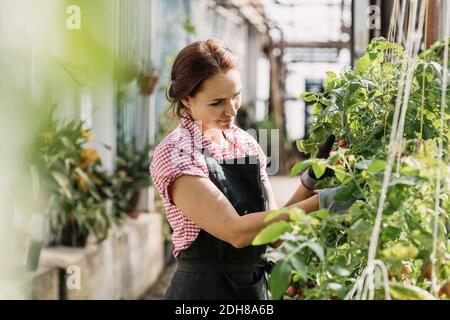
[0,0,449,303]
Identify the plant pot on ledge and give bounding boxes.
[127,191,141,219]
[55,219,88,247]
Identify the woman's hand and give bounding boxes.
[315,187,356,213]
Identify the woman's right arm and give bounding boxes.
[170,175,319,249]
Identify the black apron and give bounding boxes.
[164,147,271,300]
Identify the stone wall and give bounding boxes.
[27,212,164,300]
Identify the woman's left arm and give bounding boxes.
[263,181,283,249]
[264,180,278,211]
[264,179,318,248]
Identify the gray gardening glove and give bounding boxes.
[316,186,356,213]
[300,135,336,190]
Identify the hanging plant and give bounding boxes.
[114,58,140,84]
[137,59,159,96]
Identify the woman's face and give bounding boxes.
[182,68,242,132]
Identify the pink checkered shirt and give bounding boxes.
[150,114,269,258]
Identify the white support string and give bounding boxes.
[397,0,408,46]
[346,0,428,300]
[388,0,400,44]
[368,0,422,266]
[395,0,428,177]
[396,1,427,142]
[431,0,450,296]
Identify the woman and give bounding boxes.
[150,39,340,300]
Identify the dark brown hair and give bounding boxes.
[166,39,239,118]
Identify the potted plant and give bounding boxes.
[29,111,119,247]
[137,59,159,95]
[115,137,153,219]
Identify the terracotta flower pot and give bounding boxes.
[138,73,159,95]
[127,191,141,219]
[58,220,88,247]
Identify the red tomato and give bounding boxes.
[286,285,297,298]
[439,282,450,297]
[401,264,411,278]
[306,282,315,289]
[423,264,432,280]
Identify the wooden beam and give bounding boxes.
[425,0,439,49]
[271,41,350,49]
[267,46,289,175]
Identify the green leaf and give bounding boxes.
[348,219,371,242]
[389,283,437,300]
[328,153,340,164]
[329,112,344,127]
[334,165,347,183]
[51,171,72,199]
[331,265,351,277]
[367,160,386,173]
[304,95,317,103]
[325,71,337,79]
[348,81,362,94]
[268,261,291,300]
[306,242,325,261]
[312,103,322,115]
[311,160,327,179]
[389,176,418,186]
[290,159,313,177]
[319,98,332,107]
[355,159,372,170]
[252,221,292,245]
[287,208,305,221]
[381,243,418,262]
[355,54,370,74]
[324,77,336,91]
[265,209,290,222]
[183,18,197,35]
[60,136,75,150]
[290,255,308,282]
[296,139,316,154]
[313,209,330,220]
[299,91,310,98]
[74,167,95,189]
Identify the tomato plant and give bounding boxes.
[255,38,450,300]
